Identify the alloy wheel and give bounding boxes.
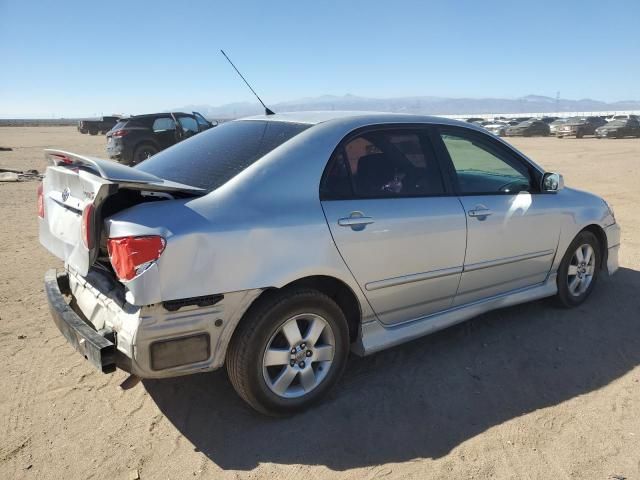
[262,313,335,399]
[567,243,596,296]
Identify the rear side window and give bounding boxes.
[137,120,310,191]
[322,129,445,199]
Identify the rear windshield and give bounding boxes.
[136,120,310,191]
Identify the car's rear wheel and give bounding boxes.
[89,128,98,135]
[226,288,349,415]
[555,231,601,307]
[131,144,158,166]
[576,130,584,139]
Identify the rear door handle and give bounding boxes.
[468,208,492,218]
[338,216,375,227]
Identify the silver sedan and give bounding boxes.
[40,112,620,415]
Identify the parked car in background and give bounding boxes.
[556,116,606,138]
[106,112,216,165]
[39,112,620,414]
[466,117,486,123]
[78,116,120,135]
[539,116,559,124]
[608,114,639,122]
[549,118,569,136]
[505,119,550,137]
[484,121,509,136]
[595,118,640,138]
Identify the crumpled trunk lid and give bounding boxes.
[39,149,203,276]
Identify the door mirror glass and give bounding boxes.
[542,172,564,192]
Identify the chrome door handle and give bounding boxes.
[468,208,492,218]
[338,216,375,227]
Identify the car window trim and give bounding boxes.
[432,125,546,196]
[320,123,454,201]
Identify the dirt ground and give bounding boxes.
[1,126,639,480]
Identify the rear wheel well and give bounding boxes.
[581,224,607,269]
[246,276,361,344]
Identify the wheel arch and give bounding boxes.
[581,223,608,270]
[238,275,362,345]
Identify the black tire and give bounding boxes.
[131,143,158,166]
[89,128,98,136]
[576,130,584,139]
[79,128,88,134]
[555,230,601,308]
[226,288,350,415]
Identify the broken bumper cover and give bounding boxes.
[44,269,117,373]
[44,268,262,379]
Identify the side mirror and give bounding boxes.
[542,172,564,192]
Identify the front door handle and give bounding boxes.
[338,216,375,227]
[468,208,493,218]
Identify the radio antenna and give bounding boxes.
[220,50,275,116]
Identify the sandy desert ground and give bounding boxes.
[0,126,639,480]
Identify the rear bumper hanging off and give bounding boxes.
[44,269,117,373]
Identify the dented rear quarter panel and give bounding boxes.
[105,119,379,322]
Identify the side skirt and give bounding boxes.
[352,274,557,356]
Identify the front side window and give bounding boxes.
[440,129,534,195]
[177,115,199,134]
[322,129,445,199]
[152,117,176,132]
[194,112,210,127]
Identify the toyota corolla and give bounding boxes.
[39,112,620,415]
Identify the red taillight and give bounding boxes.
[37,182,45,218]
[51,153,73,164]
[81,204,94,249]
[107,236,166,281]
[112,130,129,138]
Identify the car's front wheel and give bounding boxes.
[555,231,601,307]
[226,288,349,415]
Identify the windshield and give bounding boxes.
[550,119,567,126]
[606,120,626,127]
[136,120,310,191]
[516,121,533,126]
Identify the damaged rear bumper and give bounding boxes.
[44,269,117,373]
[44,268,262,378]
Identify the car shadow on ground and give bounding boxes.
[144,267,640,471]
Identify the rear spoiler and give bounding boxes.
[44,149,204,193]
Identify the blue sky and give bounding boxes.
[1,0,639,117]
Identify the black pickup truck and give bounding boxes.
[77,116,121,135]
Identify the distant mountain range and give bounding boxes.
[176,94,640,119]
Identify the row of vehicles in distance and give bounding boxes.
[469,114,640,139]
[77,116,121,135]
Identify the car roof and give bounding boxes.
[240,110,471,128]
[124,112,192,120]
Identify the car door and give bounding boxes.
[321,126,467,325]
[151,116,179,150]
[434,126,562,306]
